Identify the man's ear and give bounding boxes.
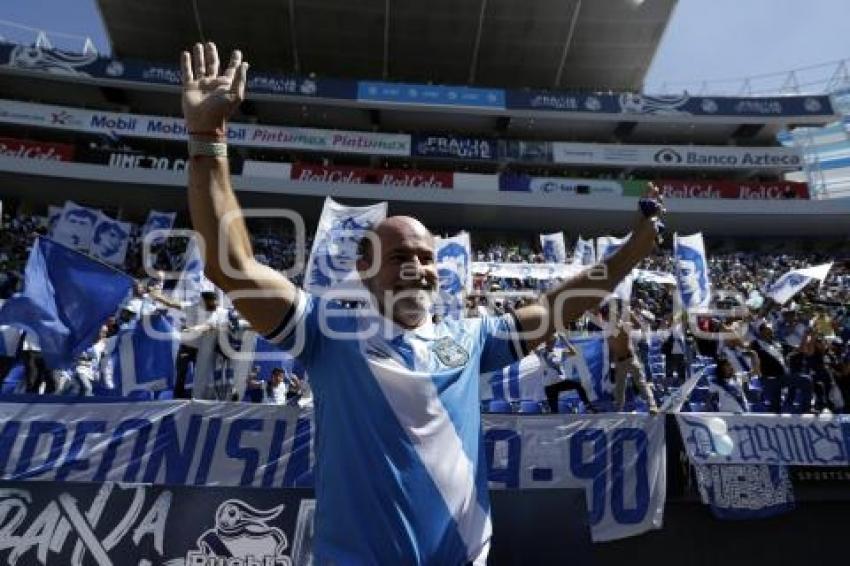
[356,256,371,277]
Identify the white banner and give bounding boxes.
[305,197,387,296]
[634,269,677,286]
[539,232,567,263]
[552,141,802,170]
[89,212,131,266]
[0,99,411,156]
[674,233,712,310]
[764,262,833,305]
[572,236,596,267]
[471,262,581,280]
[434,232,472,319]
[142,210,176,241]
[676,413,850,467]
[484,413,666,541]
[0,401,665,543]
[51,200,100,252]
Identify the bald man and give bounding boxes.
[182,43,664,566]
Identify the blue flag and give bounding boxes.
[0,238,134,369]
[108,313,179,396]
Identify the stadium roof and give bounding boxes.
[96,0,677,92]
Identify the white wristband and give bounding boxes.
[188,138,228,158]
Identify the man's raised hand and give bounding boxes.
[180,42,248,135]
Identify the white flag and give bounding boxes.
[540,232,567,263]
[171,235,232,310]
[52,200,99,252]
[765,263,833,305]
[634,269,678,286]
[89,212,132,266]
[305,197,387,297]
[674,233,711,310]
[142,210,176,244]
[572,236,596,266]
[596,235,633,302]
[434,232,472,319]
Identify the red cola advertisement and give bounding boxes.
[0,137,75,161]
[291,163,453,188]
[655,179,809,200]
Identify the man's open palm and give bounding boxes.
[180,42,248,133]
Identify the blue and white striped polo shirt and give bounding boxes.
[266,290,524,565]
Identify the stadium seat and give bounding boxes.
[487,399,512,414]
[156,390,174,400]
[519,400,543,414]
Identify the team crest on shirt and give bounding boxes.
[432,336,469,368]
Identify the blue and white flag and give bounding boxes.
[108,312,179,396]
[89,212,131,266]
[540,232,567,263]
[596,235,634,302]
[0,238,134,369]
[434,231,471,319]
[142,210,176,244]
[564,336,611,404]
[674,233,711,310]
[228,332,309,400]
[172,236,208,303]
[764,262,832,305]
[484,336,608,403]
[572,236,596,267]
[51,201,100,252]
[305,197,387,297]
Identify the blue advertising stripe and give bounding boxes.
[506,88,834,117]
[0,43,833,116]
[357,81,505,109]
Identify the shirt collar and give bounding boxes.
[361,302,436,341]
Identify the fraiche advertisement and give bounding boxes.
[625,179,810,199]
[0,136,74,161]
[291,163,453,188]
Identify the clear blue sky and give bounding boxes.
[644,0,850,94]
[1,0,849,94]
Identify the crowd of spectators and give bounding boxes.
[0,210,848,414]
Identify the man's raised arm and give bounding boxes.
[515,187,665,351]
[182,42,298,335]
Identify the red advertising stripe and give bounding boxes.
[291,163,453,189]
[0,137,75,161]
[656,179,809,200]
